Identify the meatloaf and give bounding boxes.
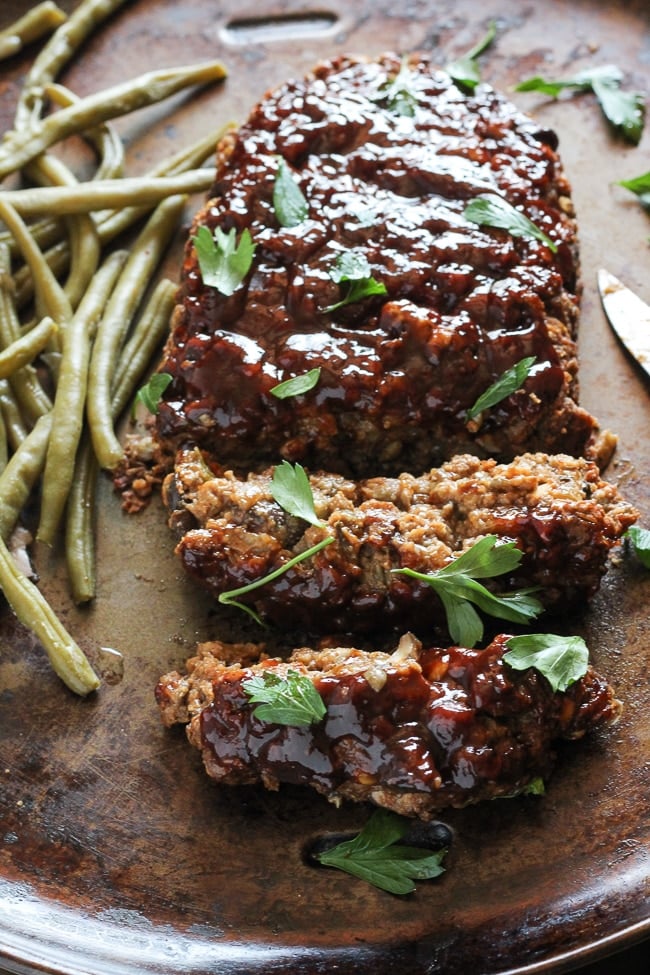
[155,632,622,819]
[163,450,637,634]
[154,53,611,478]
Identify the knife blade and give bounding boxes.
[597,268,650,379]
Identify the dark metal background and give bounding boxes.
[0,1,649,973]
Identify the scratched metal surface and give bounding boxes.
[0,1,649,974]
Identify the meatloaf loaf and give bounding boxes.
[154,53,610,478]
[155,633,622,819]
[163,450,636,634]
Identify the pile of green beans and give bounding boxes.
[0,0,229,695]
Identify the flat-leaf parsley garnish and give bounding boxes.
[375,57,420,117]
[315,809,447,896]
[273,158,308,228]
[325,250,387,312]
[133,372,172,416]
[618,170,650,214]
[516,64,645,145]
[269,367,321,400]
[464,194,558,253]
[242,669,326,726]
[193,224,256,295]
[446,21,497,93]
[503,633,589,693]
[393,535,542,648]
[466,356,537,421]
[626,525,650,568]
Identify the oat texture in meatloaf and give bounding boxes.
[163,450,637,634]
[154,53,612,478]
[155,633,622,819]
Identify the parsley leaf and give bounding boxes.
[273,158,308,228]
[446,21,497,92]
[271,460,325,528]
[315,809,447,895]
[503,633,589,693]
[464,194,558,253]
[193,224,256,295]
[393,535,543,647]
[326,250,387,312]
[516,65,645,145]
[133,372,172,416]
[466,356,537,420]
[618,170,650,213]
[269,367,321,400]
[375,57,420,117]
[242,668,326,726]
[626,525,650,568]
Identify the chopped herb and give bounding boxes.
[132,372,172,416]
[375,57,420,117]
[503,633,589,693]
[315,809,447,895]
[516,64,645,145]
[496,776,546,800]
[446,21,497,92]
[626,525,650,568]
[393,535,542,647]
[464,193,558,253]
[273,158,308,227]
[193,224,256,295]
[326,250,387,312]
[466,356,537,421]
[218,535,335,625]
[271,460,325,528]
[618,171,650,213]
[242,669,326,726]
[270,367,321,400]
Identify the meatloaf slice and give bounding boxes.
[155,633,622,819]
[154,53,611,478]
[163,450,637,634]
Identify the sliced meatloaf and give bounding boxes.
[154,53,611,478]
[163,450,637,634]
[155,633,622,819]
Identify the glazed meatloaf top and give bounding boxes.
[154,53,609,478]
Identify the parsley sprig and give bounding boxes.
[446,22,497,92]
[273,158,308,228]
[466,356,537,421]
[270,367,321,400]
[133,372,172,416]
[618,170,650,214]
[375,57,420,117]
[193,224,256,295]
[516,64,645,145]
[503,633,589,692]
[393,535,542,647]
[626,525,650,568]
[325,250,387,312]
[464,194,558,253]
[315,809,447,895]
[242,669,326,726]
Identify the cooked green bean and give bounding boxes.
[38,250,128,545]
[0,531,99,695]
[14,0,129,129]
[65,436,98,605]
[45,82,125,181]
[0,199,72,338]
[0,169,214,217]
[0,315,57,379]
[1,60,227,179]
[0,2,67,63]
[0,378,28,450]
[0,407,7,473]
[87,194,186,469]
[0,412,52,541]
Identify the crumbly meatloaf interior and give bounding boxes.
[155,633,622,819]
[154,53,612,478]
[163,449,637,633]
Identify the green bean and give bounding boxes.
[12,238,68,311]
[0,2,67,63]
[0,316,57,379]
[87,194,186,469]
[0,169,214,217]
[38,250,128,545]
[65,437,98,604]
[1,60,227,179]
[0,531,99,695]
[45,83,125,181]
[0,407,7,473]
[0,412,52,541]
[0,199,72,337]
[14,0,129,129]
[0,379,28,450]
